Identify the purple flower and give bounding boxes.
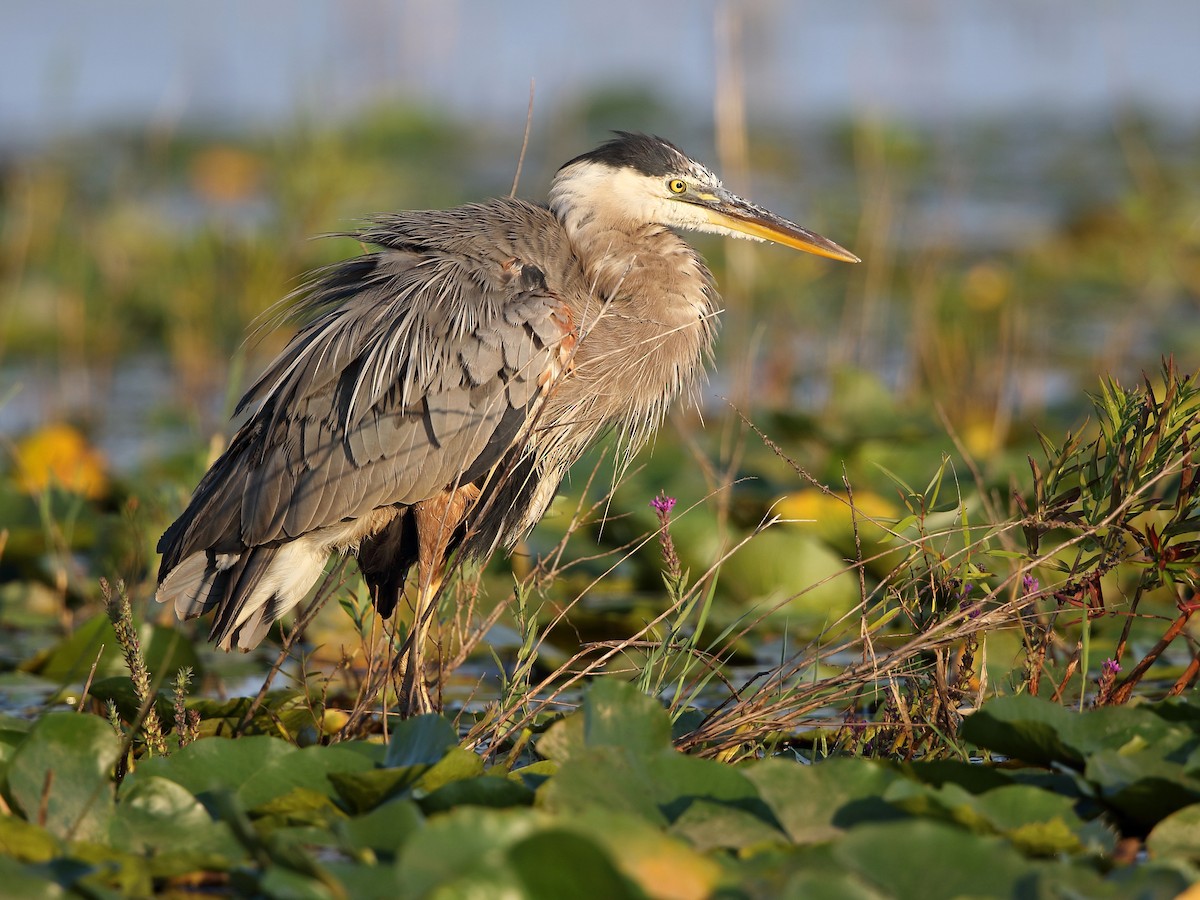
[1022,573,1040,596]
[650,493,677,515]
[1101,658,1121,677]
[650,492,681,583]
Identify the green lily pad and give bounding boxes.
[322,860,403,899]
[959,694,1084,767]
[744,757,905,844]
[110,773,242,861]
[419,773,534,814]
[668,797,790,851]
[1145,802,1200,863]
[382,713,458,768]
[337,798,423,858]
[0,815,60,863]
[6,711,119,842]
[883,780,1101,856]
[535,711,584,763]
[507,829,640,900]
[1086,746,1200,832]
[393,807,542,899]
[582,679,671,755]
[961,694,1187,770]
[130,734,295,807]
[238,746,376,809]
[0,855,69,899]
[834,819,1035,899]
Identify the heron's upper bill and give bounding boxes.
[698,192,860,263]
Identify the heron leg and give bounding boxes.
[399,484,480,716]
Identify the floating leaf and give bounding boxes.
[383,714,458,769]
[835,820,1034,899]
[883,780,1098,856]
[558,809,722,900]
[110,774,242,862]
[237,746,375,809]
[961,694,1187,770]
[1146,803,1200,862]
[337,799,423,859]
[7,712,119,842]
[507,829,640,900]
[1086,745,1200,832]
[419,774,533,815]
[535,712,583,763]
[744,758,904,844]
[393,807,542,899]
[0,816,59,863]
[582,679,671,755]
[0,854,71,899]
[669,798,789,851]
[131,734,295,807]
[959,694,1083,767]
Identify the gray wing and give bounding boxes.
[157,210,574,575]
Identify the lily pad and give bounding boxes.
[1145,803,1200,862]
[6,712,120,842]
[337,798,423,858]
[834,819,1034,899]
[744,757,905,844]
[507,829,640,900]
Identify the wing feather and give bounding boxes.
[159,199,577,591]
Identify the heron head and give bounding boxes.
[550,132,859,264]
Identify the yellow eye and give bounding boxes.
[668,179,687,194]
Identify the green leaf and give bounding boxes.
[744,758,905,844]
[902,759,1012,794]
[538,746,666,825]
[507,829,640,900]
[1086,747,1200,831]
[110,774,242,861]
[411,746,485,794]
[582,679,671,755]
[130,734,295,806]
[668,798,790,851]
[382,714,458,769]
[1146,803,1200,862]
[237,746,375,809]
[0,815,60,862]
[959,694,1083,766]
[337,799,423,858]
[418,774,534,814]
[834,820,1035,899]
[535,712,583,763]
[321,861,402,900]
[393,807,541,899]
[255,865,337,900]
[6,711,119,841]
[0,856,68,899]
[883,780,1100,856]
[329,769,418,816]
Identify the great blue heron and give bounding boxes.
[156,132,858,713]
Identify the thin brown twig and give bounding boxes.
[509,79,535,198]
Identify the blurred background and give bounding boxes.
[1,0,1199,688]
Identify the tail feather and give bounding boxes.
[156,537,329,650]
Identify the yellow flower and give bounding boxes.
[12,423,108,499]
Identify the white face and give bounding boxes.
[550,159,767,242]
